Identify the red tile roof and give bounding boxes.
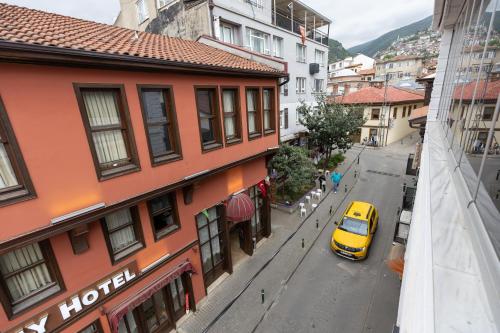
[408,105,428,122]
[453,80,500,102]
[358,68,375,75]
[376,55,422,63]
[330,86,424,104]
[0,3,283,75]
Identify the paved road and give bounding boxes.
[253,147,407,333]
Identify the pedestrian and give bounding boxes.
[331,171,342,193]
[319,173,326,192]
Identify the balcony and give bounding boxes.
[271,0,330,46]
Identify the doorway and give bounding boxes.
[229,221,252,267]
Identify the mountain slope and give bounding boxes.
[328,39,351,63]
[348,16,433,57]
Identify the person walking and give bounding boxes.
[331,171,342,193]
[319,173,326,192]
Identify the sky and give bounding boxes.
[2,0,434,48]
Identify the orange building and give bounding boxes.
[0,4,285,333]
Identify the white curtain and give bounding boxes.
[263,90,271,130]
[82,91,128,165]
[223,91,236,137]
[0,243,52,301]
[0,143,18,189]
[105,209,136,253]
[247,91,256,133]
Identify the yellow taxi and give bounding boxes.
[331,201,378,260]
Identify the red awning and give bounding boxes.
[226,192,255,223]
[107,260,195,333]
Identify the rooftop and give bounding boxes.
[376,55,423,64]
[358,68,375,75]
[330,86,424,104]
[453,80,500,102]
[0,3,283,75]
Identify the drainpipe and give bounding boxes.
[208,0,216,38]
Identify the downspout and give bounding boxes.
[208,0,216,38]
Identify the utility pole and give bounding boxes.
[378,74,389,146]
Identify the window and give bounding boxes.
[314,79,324,93]
[245,0,264,8]
[315,49,325,66]
[263,88,275,133]
[280,110,284,129]
[157,0,173,9]
[296,44,306,63]
[273,36,284,58]
[139,86,181,165]
[0,97,35,206]
[393,107,398,119]
[0,241,63,316]
[280,83,288,96]
[148,193,179,240]
[79,320,104,333]
[220,23,236,44]
[196,206,225,286]
[284,108,289,129]
[483,106,495,121]
[102,208,144,263]
[221,88,241,144]
[249,186,266,241]
[371,109,380,120]
[296,77,306,94]
[195,87,223,151]
[408,108,412,117]
[246,28,270,54]
[402,106,407,117]
[246,88,262,138]
[136,0,149,23]
[75,85,140,180]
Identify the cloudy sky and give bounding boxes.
[2,0,434,48]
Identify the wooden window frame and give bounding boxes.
[482,106,495,121]
[245,87,263,140]
[147,192,181,241]
[220,86,242,146]
[194,86,224,153]
[262,87,276,135]
[0,96,36,207]
[74,84,141,181]
[100,206,144,265]
[0,240,65,319]
[371,108,380,120]
[393,107,398,119]
[78,319,104,333]
[137,85,182,166]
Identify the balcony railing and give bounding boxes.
[273,10,328,46]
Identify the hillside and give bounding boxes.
[328,39,351,63]
[347,16,433,57]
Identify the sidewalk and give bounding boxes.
[177,148,363,333]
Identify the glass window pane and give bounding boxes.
[209,221,219,236]
[153,290,169,324]
[149,194,172,213]
[211,237,222,264]
[0,142,18,189]
[147,125,171,157]
[264,111,270,130]
[92,130,128,165]
[109,225,136,253]
[224,117,236,138]
[200,117,215,143]
[198,226,209,243]
[200,243,213,271]
[142,297,159,332]
[142,90,168,123]
[82,90,121,127]
[223,90,235,114]
[170,281,181,311]
[196,213,208,228]
[207,207,218,220]
[126,312,138,333]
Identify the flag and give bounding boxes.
[257,180,267,197]
[202,209,209,219]
[299,26,306,44]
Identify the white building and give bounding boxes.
[395,0,500,332]
[328,53,375,74]
[115,0,331,144]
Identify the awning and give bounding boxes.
[226,193,255,223]
[107,260,195,333]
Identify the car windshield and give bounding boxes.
[339,217,368,236]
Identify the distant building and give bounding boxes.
[331,86,424,146]
[458,45,500,81]
[328,53,375,73]
[375,55,424,85]
[114,0,331,145]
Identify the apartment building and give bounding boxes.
[0,4,284,333]
[331,86,424,146]
[395,0,500,331]
[375,55,424,84]
[458,45,500,80]
[114,0,331,145]
[328,53,375,73]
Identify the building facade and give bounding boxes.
[332,86,424,146]
[0,4,284,333]
[115,0,331,145]
[327,53,375,73]
[375,55,425,85]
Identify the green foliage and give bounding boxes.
[318,153,345,171]
[328,39,351,63]
[348,15,433,56]
[268,145,317,202]
[489,38,500,47]
[297,96,365,171]
[383,54,395,60]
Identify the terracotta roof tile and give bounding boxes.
[330,86,424,104]
[408,105,428,121]
[0,3,282,74]
[453,80,500,102]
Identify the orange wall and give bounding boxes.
[1,156,268,331]
[0,63,279,241]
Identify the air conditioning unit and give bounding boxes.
[309,63,320,75]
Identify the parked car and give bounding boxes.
[331,201,379,260]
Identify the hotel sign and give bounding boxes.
[6,262,138,333]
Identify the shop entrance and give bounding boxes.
[229,221,252,267]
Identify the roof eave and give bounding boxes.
[0,40,287,78]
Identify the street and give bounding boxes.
[180,143,411,333]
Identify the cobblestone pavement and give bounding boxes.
[177,143,409,333]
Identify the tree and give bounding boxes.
[268,145,316,201]
[297,95,365,170]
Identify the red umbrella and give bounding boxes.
[226,193,255,223]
